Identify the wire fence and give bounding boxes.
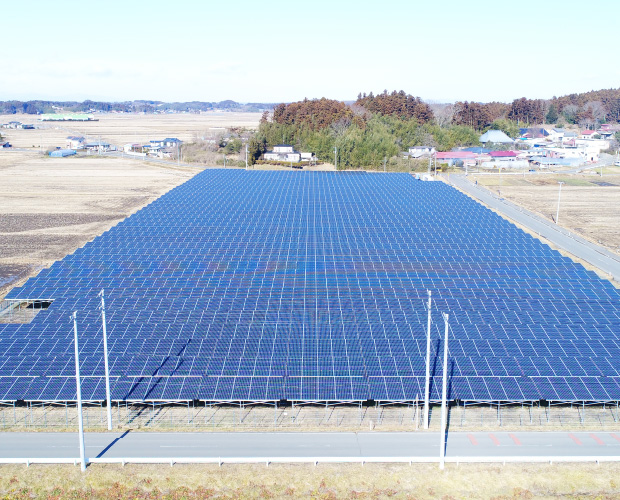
[1,402,619,432]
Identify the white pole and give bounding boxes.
[245,144,248,170]
[99,289,112,430]
[334,147,337,169]
[439,312,449,470]
[72,311,87,472]
[556,181,564,224]
[424,290,432,429]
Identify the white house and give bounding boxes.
[2,121,22,129]
[264,144,301,163]
[407,146,436,158]
[84,141,112,152]
[66,136,85,150]
[163,138,182,148]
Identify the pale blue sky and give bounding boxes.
[3,0,619,104]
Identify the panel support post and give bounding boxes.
[100,289,113,430]
[439,312,449,470]
[424,290,432,429]
[72,311,87,472]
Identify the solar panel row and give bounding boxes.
[1,171,619,402]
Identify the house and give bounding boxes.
[162,138,182,148]
[479,130,515,144]
[20,124,35,129]
[519,128,550,139]
[407,146,436,158]
[2,121,22,129]
[489,151,519,161]
[123,143,145,155]
[66,136,85,150]
[580,130,597,139]
[435,151,477,167]
[264,144,301,163]
[84,141,112,152]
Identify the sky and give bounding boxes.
[3,0,619,104]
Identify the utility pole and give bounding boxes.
[72,311,87,472]
[99,290,112,430]
[428,156,431,176]
[556,181,565,224]
[383,157,387,173]
[439,312,449,470]
[498,165,502,198]
[334,147,337,169]
[176,142,180,166]
[424,290,432,429]
[245,144,248,170]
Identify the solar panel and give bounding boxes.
[0,170,619,403]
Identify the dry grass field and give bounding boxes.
[470,169,620,255]
[0,112,261,150]
[0,150,200,299]
[0,462,618,499]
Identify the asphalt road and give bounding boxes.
[0,431,619,459]
[447,174,620,282]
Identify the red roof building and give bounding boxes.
[435,151,476,159]
[489,151,518,158]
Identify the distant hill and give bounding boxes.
[0,100,277,115]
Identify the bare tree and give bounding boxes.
[582,101,607,128]
[429,102,455,128]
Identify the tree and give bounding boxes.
[562,104,579,124]
[247,136,267,165]
[546,104,559,124]
[223,138,242,154]
[355,90,434,123]
[453,101,491,130]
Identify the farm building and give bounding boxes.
[40,114,96,122]
[479,130,515,144]
[49,149,77,157]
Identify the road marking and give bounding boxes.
[611,434,620,443]
[467,434,478,445]
[509,433,522,446]
[568,433,582,446]
[589,433,604,445]
[489,433,500,446]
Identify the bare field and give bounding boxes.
[471,170,620,255]
[0,462,618,499]
[0,111,261,149]
[0,150,200,299]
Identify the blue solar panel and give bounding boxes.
[1,170,619,402]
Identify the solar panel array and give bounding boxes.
[1,170,619,402]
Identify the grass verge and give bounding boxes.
[0,462,619,499]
